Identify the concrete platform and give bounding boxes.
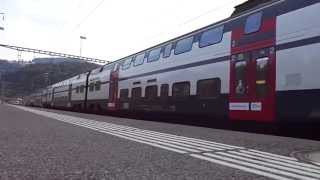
[307,151,320,164]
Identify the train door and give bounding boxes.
[108,63,119,111]
[229,47,276,122]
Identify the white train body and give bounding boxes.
[31,0,320,123]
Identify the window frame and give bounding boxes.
[147,47,161,63]
[199,26,224,48]
[145,85,158,100]
[160,84,169,97]
[244,12,263,34]
[133,53,145,67]
[234,53,249,97]
[80,85,85,93]
[163,43,172,58]
[131,87,142,99]
[255,57,269,98]
[172,81,190,98]
[89,83,94,92]
[174,36,194,55]
[196,78,221,99]
[95,81,101,91]
[122,57,133,70]
[119,89,129,101]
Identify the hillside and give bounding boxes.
[1,59,101,97]
[0,59,24,73]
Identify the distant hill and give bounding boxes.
[0,59,24,74]
[32,57,85,64]
[1,58,101,98]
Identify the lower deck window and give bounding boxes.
[160,84,169,97]
[95,81,101,91]
[172,82,190,97]
[131,87,142,99]
[119,89,129,100]
[89,83,94,92]
[197,78,221,98]
[80,85,85,93]
[145,85,158,100]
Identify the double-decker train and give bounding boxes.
[25,0,320,123]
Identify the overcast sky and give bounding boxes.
[0,0,246,63]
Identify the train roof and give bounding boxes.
[102,0,282,66]
[45,0,283,88]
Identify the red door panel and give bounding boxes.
[229,48,276,122]
[108,64,119,111]
[229,16,276,122]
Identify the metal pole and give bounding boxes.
[80,38,82,57]
[0,13,4,31]
[80,36,86,57]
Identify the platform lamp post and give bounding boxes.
[80,35,87,57]
[0,13,4,31]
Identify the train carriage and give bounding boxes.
[86,66,111,112]
[27,0,320,123]
[70,73,89,111]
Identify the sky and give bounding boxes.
[0,0,246,63]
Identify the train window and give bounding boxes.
[145,85,158,100]
[95,81,101,91]
[76,86,79,93]
[197,78,221,98]
[235,60,248,97]
[256,57,269,98]
[163,43,172,58]
[174,36,194,55]
[199,26,224,48]
[172,82,190,97]
[133,53,145,66]
[148,48,161,62]
[245,12,262,34]
[89,83,94,92]
[122,57,132,70]
[160,84,169,97]
[119,89,129,100]
[80,85,85,93]
[99,66,104,72]
[131,87,142,99]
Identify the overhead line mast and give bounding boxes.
[0,43,110,64]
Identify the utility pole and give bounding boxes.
[0,13,4,31]
[80,36,87,57]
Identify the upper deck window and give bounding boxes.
[199,26,224,48]
[174,36,194,55]
[163,43,172,58]
[134,53,145,66]
[245,12,262,34]
[122,57,132,70]
[148,48,161,62]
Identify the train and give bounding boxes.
[25,0,320,123]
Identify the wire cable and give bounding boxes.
[72,0,105,31]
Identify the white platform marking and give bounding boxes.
[12,105,320,180]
